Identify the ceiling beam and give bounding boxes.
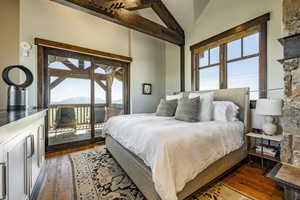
[114,8,184,45]
[95,80,108,91]
[50,76,67,90]
[50,0,185,45]
[49,68,107,80]
[151,1,185,36]
[62,61,80,71]
[91,0,158,11]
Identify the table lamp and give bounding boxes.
[255,99,282,135]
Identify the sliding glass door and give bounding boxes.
[44,47,129,151]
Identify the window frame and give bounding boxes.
[190,13,269,98]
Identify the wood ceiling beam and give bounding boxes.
[50,0,184,45]
[151,1,184,36]
[114,8,184,45]
[50,76,67,90]
[91,0,158,11]
[95,80,108,91]
[62,61,80,71]
[49,69,107,80]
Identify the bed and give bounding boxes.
[104,88,250,200]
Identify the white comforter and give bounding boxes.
[103,114,244,200]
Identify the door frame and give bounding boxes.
[36,40,131,153]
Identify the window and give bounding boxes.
[191,14,269,99]
[198,47,220,90]
[226,32,260,99]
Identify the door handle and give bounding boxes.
[26,135,35,158]
[0,163,6,200]
[40,125,45,140]
[30,135,35,158]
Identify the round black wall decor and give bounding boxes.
[2,65,33,88]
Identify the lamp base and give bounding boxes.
[262,116,277,136]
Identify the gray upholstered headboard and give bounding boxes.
[184,88,250,132]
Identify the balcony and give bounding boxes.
[48,104,122,145]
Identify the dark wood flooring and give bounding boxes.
[38,145,284,200]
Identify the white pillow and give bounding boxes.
[166,93,183,101]
[213,101,239,121]
[188,92,214,121]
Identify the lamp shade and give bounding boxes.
[255,99,282,116]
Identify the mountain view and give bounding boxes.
[51,97,122,104]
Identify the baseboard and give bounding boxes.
[30,163,47,200]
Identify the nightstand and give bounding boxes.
[268,163,300,200]
[246,132,282,168]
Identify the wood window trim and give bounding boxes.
[190,13,270,98]
[35,38,132,63]
[37,46,130,112]
[190,13,270,52]
[37,45,131,152]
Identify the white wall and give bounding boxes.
[165,43,180,95]
[19,0,166,113]
[0,0,20,110]
[166,0,284,98]
[130,31,166,113]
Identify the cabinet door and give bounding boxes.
[6,139,27,200]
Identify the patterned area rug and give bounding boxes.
[69,146,254,200]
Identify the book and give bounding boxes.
[255,145,277,157]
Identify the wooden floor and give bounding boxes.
[223,164,283,200]
[38,145,284,200]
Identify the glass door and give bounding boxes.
[93,61,126,139]
[43,47,130,150]
[47,51,92,146]
[93,63,109,138]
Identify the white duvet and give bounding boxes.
[103,114,244,200]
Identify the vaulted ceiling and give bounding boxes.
[160,0,210,34]
[51,0,210,46]
[49,0,210,91]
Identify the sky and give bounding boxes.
[49,32,260,103]
[199,32,259,99]
[49,60,123,104]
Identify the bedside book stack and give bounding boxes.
[255,145,278,157]
[246,132,283,166]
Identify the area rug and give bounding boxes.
[69,146,254,200]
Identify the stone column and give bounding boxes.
[283,0,300,35]
[281,1,300,167]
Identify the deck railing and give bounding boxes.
[48,104,106,129]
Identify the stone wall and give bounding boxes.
[281,1,300,168]
[283,0,300,35]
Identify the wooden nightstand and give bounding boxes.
[246,132,282,168]
[268,163,300,200]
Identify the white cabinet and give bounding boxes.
[0,110,46,200]
[5,134,27,200]
[31,124,45,191]
[25,134,34,196]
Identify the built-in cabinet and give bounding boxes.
[0,110,46,200]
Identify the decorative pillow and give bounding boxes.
[166,93,183,101]
[175,97,200,122]
[188,92,214,121]
[213,101,239,121]
[156,99,178,117]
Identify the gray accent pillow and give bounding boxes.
[175,97,200,122]
[156,99,178,117]
[189,92,214,121]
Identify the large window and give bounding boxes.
[198,47,220,91]
[191,14,269,99]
